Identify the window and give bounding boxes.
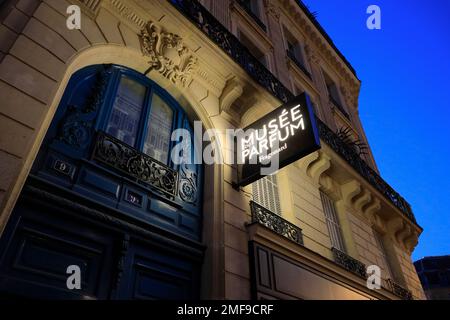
[239,32,267,67]
[323,71,341,105]
[103,68,189,168]
[237,0,266,31]
[323,70,349,119]
[287,39,306,67]
[374,231,394,280]
[252,175,281,215]
[320,191,346,252]
[284,28,310,78]
[143,94,174,164]
[241,0,260,18]
[106,76,147,147]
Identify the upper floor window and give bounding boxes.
[322,70,349,118]
[320,191,346,252]
[237,0,266,31]
[374,231,395,280]
[284,28,310,78]
[143,94,174,163]
[239,31,268,68]
[106,76,147,148]
[252,175,281,215]
[103,69,185,166]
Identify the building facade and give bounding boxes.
[415,256,450,300]
[0,0,425,299]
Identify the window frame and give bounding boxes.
[252,174,282,216]
[320,191,346,252]
[97,66,184,167]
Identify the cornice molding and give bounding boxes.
[278,0,360,94]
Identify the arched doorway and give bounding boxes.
[0,64,204,299]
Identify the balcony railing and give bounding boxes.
[332,248,367,279]
[235,0,267,32]
[286,49,312,79]
[170,0,419,227]
[92,131,178,198]
[329,94,350,119]
[387,279,413,300]
[250,201,304,245]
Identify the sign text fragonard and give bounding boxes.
[236,93,321,186]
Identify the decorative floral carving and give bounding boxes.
[304,44,320,65]
[340,85,357,109]
[140,21,197,87]
[264,0,280,20]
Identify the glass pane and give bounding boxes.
[106,76,146,147]
[143,94,174,164]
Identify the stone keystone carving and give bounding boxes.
[140,21,197,87]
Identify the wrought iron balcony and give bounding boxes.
[286,49,312,80]
[171,0,291,104]
[332,248,367,279]
[92,131,178,198]
[170,0,419,227]
[387,279,413,300]
[329,94,350,119]
[235,0,267,32]
[250,201,304,245]
[317,120,416,224]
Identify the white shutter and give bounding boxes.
[374,231,394,280]
[320,191,346,252]
[252,175,281,215]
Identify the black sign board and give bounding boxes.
[236,93,321,186]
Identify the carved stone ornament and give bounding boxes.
[340,85,356,109]
[139,21,197,87]
[264,0,280,20]
[304,44,320,65]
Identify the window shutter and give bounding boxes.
[320,191,346,252]
[252,175,281,215]
[374,231,394,280]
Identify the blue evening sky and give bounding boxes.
[301,0,450,260]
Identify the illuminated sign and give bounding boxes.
[236,93,321,186]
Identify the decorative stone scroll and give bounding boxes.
[139,21,197,87]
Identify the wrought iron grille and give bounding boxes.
[332,247,367,279]
[170,0,419,227]
[387,279,413,300]
[250,201,304,245]
[92,132,178,198]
